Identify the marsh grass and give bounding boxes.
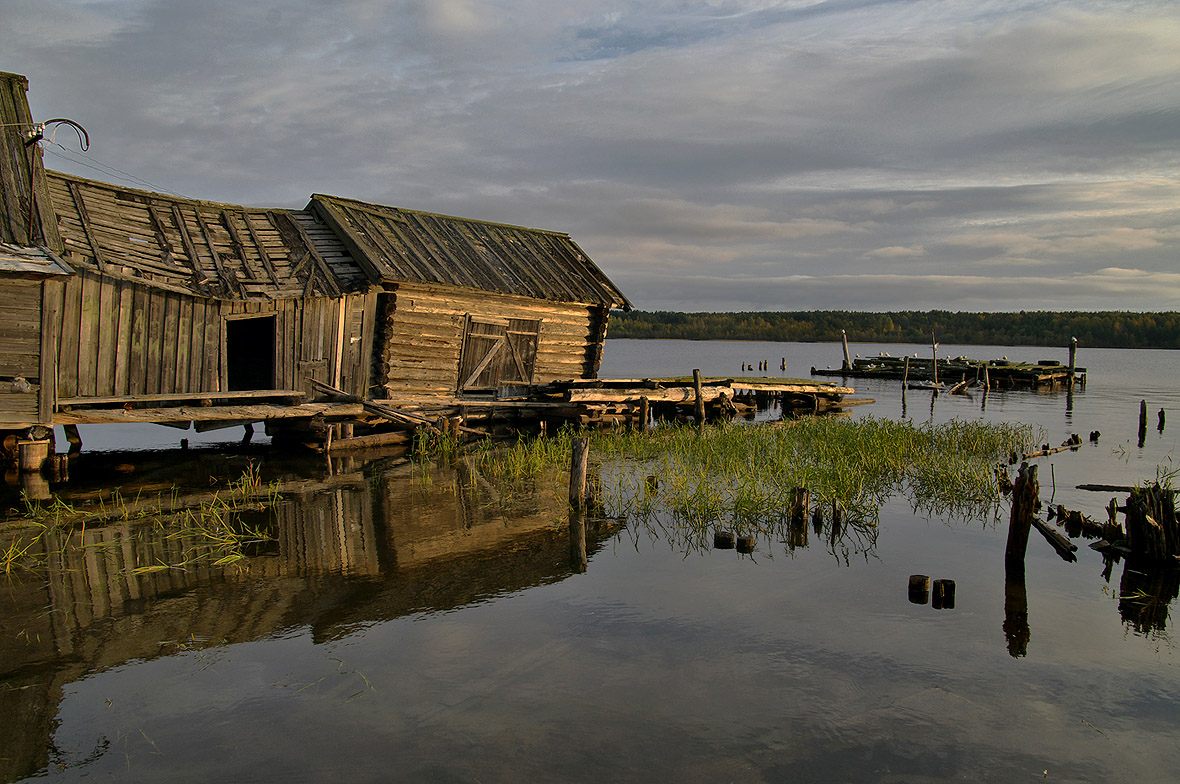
[461,417,1040,556]
[4,463,281,577]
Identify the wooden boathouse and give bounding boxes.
[0,70,633,452]
[2,71,858,460]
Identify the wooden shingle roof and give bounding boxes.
[46,171,366,300]
[309,194,631,309]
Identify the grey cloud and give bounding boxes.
[4,0,1178,311]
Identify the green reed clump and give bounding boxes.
[7,463,282,576]
[590,416,1039,530]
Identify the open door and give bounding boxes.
[225,315,276,391]
[457,316,540,392]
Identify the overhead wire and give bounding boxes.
[43,142,190,198]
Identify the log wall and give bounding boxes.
[374,281,607,398]
[48,269,378,403]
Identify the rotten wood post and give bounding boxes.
[1068,336,1077,386]
[569,505,588,573]
[1005,462,1038,565]
[638,396,650,432]
[568,436,590,572]
[931,332,939,387]
[569,436,589,510]
[1139,399,1148,446]
[841,330,851,371]
[1003,560,1030,658]
[17,440,50,474]
[692,369,706,423]
[789,486,810,524]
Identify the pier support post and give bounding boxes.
[1068,336,1077,386]
[569,436,589,510]
[692,369,706,423]
[841,330,851,372]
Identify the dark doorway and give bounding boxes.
[226,316,276,391]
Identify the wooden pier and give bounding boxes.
[812,354,1085,390]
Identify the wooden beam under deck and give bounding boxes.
[53,402,365,425]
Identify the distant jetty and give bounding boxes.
[812,353,1085,390]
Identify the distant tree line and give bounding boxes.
[607,310,1180,349]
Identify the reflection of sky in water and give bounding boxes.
[8,341,1180,783]
[44,497,1180,782]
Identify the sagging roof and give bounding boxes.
[46,170,367,299]
[310,193,632,309]
[0,242,72,279]
[41,170,630,309]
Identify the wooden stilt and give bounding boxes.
[569,436,589,510]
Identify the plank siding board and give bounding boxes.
[161,293,179,394]
[95,276,117,396]
[128,284,149,395]
[145,288,166,394]
[57,276,83,399]
[204,302,221,392]
[188,299,206,391]
[113,282,133,396]
[172,294,191,391]
[77,275,100,399]
[39,279,62,421]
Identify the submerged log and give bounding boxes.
[1030,517,1078,562]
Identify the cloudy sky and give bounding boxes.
[4,0,1178,312]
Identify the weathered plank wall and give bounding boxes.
[374,282,604,398]
[0,279,41,425]
[49,270,377,402]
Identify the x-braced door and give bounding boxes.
[457,315,541,392]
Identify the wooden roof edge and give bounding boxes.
[309,193,575,239]
[0,243,75,278]
[46,169,301,216]
[563,235,632,311]
[309,193,631,309]
[306,197,398,284]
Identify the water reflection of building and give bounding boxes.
[0,456,615,782]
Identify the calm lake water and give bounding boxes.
[2,339,1178,783]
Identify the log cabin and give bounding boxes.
[0,71,630,448]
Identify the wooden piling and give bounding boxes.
[932,579,956,610]
[841,330,851,371]
[1005,462,1038,564]
[908,574,930,604]
[692,369,706,422]
[1068,336,1077,385]
[931,332,939,387]
[789,487,810,523]
[1139,399,1148,443]
[638,396,649,431]
[569,507,587,573]
[569,436,589,510]
[17,439,50,473]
